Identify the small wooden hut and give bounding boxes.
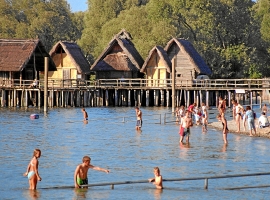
[164,38,211,86]
[49,41,91,80]
[0,39,56,86]
[91,29,144,79]
[140,46,171,87]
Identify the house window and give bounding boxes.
[177,74,181,77]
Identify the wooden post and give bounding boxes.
[166,90,170,107]
[187,90,190,106]
[140,90,143,107]
[106,90,109,106]
[199,90,202,107]
[115,89,118,106]
[206,90,209,108]
[184,90,187,108]
[179,89,183,106]
[25,89,28,107]
[250,91,253,108]
[38,89,41,108]
[215,91,219,108]
[172,57,175,112]
[228,91,231,108]
[128,90,131,107]
[160,90,164,107]
[44,57,48,112]
[21,90,24,107]
[260,91,262,109]
[146,90,149,107]
[134,90,137,106]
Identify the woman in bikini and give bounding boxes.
[217,113,229,144]
[23,149,42,190]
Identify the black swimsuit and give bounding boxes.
[222,121,229,131]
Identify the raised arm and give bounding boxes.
[90,165,110,173]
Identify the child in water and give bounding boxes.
[23,149,42,190]
[74,156,110,188]
[148,167,163,189]
[202,114,207,133]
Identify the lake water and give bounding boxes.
[1,106,270,200]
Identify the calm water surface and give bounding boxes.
[1,106,270,200]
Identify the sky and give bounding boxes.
[67,0,87,12]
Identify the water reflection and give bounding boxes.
[221,143,228,152]
[179,142,191,160]
[23,190,41,200]
[73,188,88,199]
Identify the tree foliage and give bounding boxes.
[0,0,80,50]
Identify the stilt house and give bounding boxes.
[164,38,212,86]
[49,41,91,80]
[140,46,171,87]
[0,39,56,86]
[91,29,144,79]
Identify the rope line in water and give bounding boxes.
[40,172,270,190]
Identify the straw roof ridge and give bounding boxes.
[141,46,172,73]
[164,38,212,75]
[91,36,144,71]
[49,41,90,74]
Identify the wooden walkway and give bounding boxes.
[1,78,270,90]
[0,78,269,108]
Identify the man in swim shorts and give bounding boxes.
[179,110,193,143]
[74,156,110,188]
[135,107,142,130]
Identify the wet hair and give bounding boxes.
[33,149,41,157]
[82,108,85,111]
[154,167,160,174]
[82,156,91,162]
[246,106,251,110]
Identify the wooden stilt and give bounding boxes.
[250,91,253,108]
[215,91,219,108]
[187,90,190,107]
[166,90,170,107]
[160,90,164,107]
[38,90,41,108]
[115,89,118,106]
[206,90,209,108]
[105,90,109,106]
[134,90,137,107]
[146,90,149,107]
[128,90,131,107]
[25,89,28,107]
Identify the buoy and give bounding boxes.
[30,114,39,119]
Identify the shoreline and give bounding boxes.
[209,119,270,139]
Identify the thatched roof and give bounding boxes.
[141,46,172,73]
[164,38,212,75]
[49,41,90,74]
[0,39,56,72]
[91,36,144,71]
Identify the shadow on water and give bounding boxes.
[1,106,270,199]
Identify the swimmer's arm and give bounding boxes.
[90,165,110,173]
[74,165,80,188]
[148,178,155,182]
[23,163,30,176]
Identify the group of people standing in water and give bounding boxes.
[175,96,269,145]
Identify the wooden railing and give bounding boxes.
[0,78,270,90]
